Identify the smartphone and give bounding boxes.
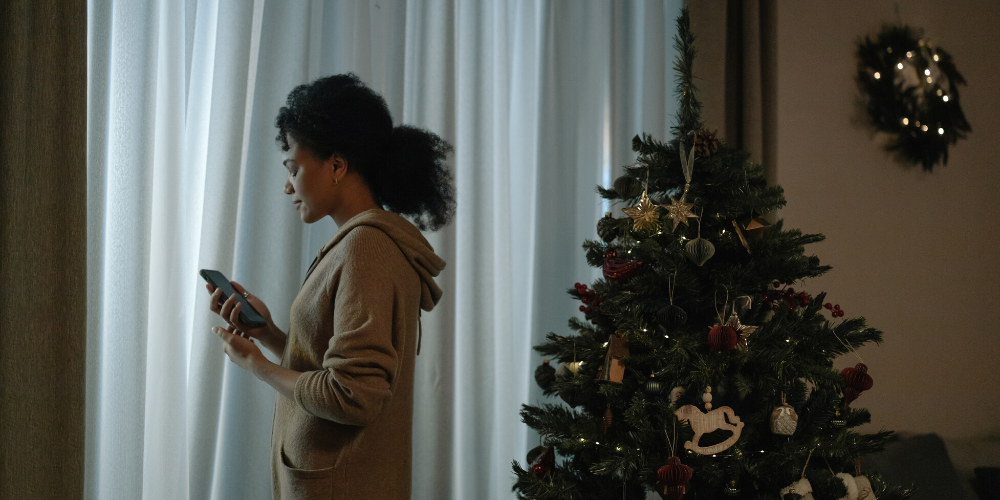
[199,269,267,328]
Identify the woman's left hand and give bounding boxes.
[213,324,264,372]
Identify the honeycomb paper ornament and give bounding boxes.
[659,304,688,330]
[708,324,738,352]
[656,456,693,500]
[613,175,643,199]
[684,237,715,266]
[645,374,663,394]
[842,363,874,392]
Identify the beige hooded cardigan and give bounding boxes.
[271,209,445,500]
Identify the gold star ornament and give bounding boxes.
[622,191,660,232]
[727,310,758,349]
[662,184,697,231]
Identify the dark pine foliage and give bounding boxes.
[513,9,914,500]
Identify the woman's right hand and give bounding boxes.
[206,281,275,341]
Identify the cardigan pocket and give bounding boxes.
[278,447,335,500]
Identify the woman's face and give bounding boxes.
[282,135,338,223]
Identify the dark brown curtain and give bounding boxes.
[689,0,778,183]
[0,1,87,498]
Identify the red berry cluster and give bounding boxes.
[574,282,605,315]
[763,280,810,312]
[824,303,845,318]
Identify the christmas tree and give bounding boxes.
[512,10,913,500]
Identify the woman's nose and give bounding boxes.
[284,178,294,195]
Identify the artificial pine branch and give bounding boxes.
[673,9,703,138]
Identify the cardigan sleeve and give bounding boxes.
[293,227,406,426]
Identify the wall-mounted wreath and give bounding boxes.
[857,25,970,171]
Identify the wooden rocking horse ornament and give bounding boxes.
[674,404,744,455]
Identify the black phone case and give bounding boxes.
[199,269,267,328]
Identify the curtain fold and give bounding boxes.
[85,1,681,498]
[689,0,777,181]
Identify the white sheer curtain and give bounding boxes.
[85,1,681,499]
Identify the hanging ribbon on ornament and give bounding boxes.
[662,132,698,231]
[708,288,739,352]
[656,414,693,500]
[771,364,799,436]
[781,447,816,500]
[659,269,687,331]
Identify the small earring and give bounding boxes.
[334,177,339,186]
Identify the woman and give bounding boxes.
[205,73,453,500]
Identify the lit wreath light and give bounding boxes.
[857,25,971,171]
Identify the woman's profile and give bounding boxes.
[205,73,453,499]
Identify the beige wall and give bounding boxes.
[774,1,1000,439]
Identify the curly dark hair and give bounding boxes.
[275,73,455,231]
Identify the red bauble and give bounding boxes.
[528,446,555,479]
[602,249,643,282]
[656,456,693,500]
[842,363,874,391]
[708,325,739,352]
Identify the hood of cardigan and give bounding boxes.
[324,209,446,311]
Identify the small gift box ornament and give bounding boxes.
[595,333,629,384]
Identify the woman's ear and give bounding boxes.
[326,154,349,183]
